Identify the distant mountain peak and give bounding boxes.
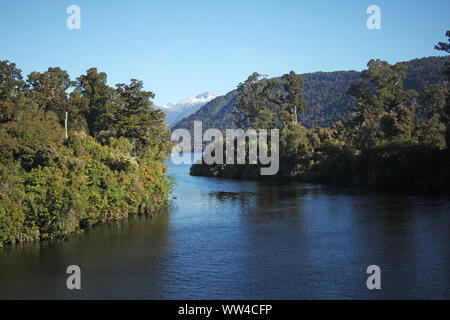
[176,92,218,108]
[159,91,218,125]
[196,91,216,99]
[160,103,174,110]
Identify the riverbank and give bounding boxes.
[0,131,172,248]
[1,159,449,299]
[0,61,173,247]
[190,144,450,194]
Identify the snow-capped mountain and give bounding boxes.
[159,92,218,126]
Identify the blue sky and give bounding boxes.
[1,0,448,105]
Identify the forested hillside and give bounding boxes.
[0,61,172,246]
[191,32,450,193]
[174,56,449,133]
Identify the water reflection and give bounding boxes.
[0,159,449,299]
[0,210,171,299]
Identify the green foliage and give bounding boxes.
[174,56,449,135]
[232,71,306,130]
[433,31,450,147]
[191,42,450,194]
[347,59,417,150]
[0,60,173,247]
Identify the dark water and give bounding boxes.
[1,159,449,299]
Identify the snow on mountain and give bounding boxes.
[159,91,218,126]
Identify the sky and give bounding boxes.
[1,0,449,105]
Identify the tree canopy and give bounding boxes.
[0,61,173,246]
[191,31,450,193]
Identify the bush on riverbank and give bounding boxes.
[191,32,450,194]
[190,135,450,193]
[0,61,173,247]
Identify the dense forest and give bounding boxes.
[191,32,450,193]
[0,63,172,246]
[174,56,449,133]
[1,32,448,247]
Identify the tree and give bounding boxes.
[281,71,307,125]
[115,79,170,159]
[233,71,306,130]
[0,60,173,246]
[279,123,310,176]
[27,67,73,124]
[435,30,450,80]
[347,59,416,150]
[72,68,117,138]
[0,60,32,123]
[434,30,450,148]
[233,73,279,130]
[0,60,26,101]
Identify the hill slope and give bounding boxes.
[173,56,449,133]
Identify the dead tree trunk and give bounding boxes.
[65,111,68,140]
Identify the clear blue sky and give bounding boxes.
[1,0,448,105]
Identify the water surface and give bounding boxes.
[0,160,449,299]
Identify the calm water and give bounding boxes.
[0,159,449,299]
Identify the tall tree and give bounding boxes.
[72,68,117,138]
[434,30,450,148]
[0,60,26,101]
[280,71,306,125]
[347,59,416,150]
[115,79,170,159]
[0,60,32,123]
[27,67,73,124]
[233,73,279,130]
[233,71,306,130]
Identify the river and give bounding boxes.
[0,158,449,299]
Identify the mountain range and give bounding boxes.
[173,56,449,133]
[159,91,218,126]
